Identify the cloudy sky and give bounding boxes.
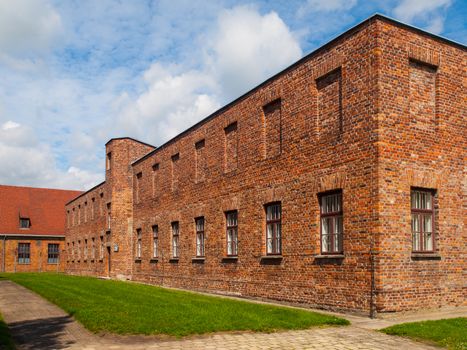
[0,0,465,190]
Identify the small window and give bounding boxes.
[152,225,159,258]
[263,99,282,158]
[172,222,180,258]
[411,189,435,252]
[18,243,30,264]
[226,211,238,256]
[47,243,59,264]
[106,152,112,170]
[106,203,111,230]
[84,239,88,260]
[195,217,205,257]
[136,172,142,203]
[319,191,343,254]
[136,228,142,258]
[91,238,96,260]
[265,203,281,255]
[99,236,104,260]
[19,218,30,229]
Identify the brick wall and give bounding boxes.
[65,16,466,315]
[374,20,466,312]
[1,237,65,273]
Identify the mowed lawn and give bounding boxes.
[1,273,348,337]
[382,318,467,350]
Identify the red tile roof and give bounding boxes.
[0,185,82,236]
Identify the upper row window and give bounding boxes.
[19,218,30,229]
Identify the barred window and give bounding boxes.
[266,203,281,255]
[48,243,59,264]
[195,217,205,257]
[226,211,238,256]
[152,225,159,258]
[172,222,179,258]
[136,228,142,258]
[320,191,343,254]
[18,243,30,264]
[411,189,435,252]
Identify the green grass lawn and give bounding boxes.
[381,318,467,350]
[0,312,15,350]
[1,273,348,337]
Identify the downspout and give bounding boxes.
[2,235,6,273]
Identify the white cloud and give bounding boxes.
[209,5,302,100]
[0,123,101,190]
[393,0,452,34]
[116,5,302,145]
[0,0,62,56]
[2,121,20,130]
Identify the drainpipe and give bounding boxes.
[2,235,6,273]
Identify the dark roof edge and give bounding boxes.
[105,137,157,149]
[129,13,465,167]
[66,181,106,206]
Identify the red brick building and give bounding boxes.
[0,185,81,273]
[65,15,466,315]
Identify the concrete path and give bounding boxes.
[1,280,462,350]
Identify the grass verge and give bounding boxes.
[1,273,348,337]
[381,317,466,350]
[0,312,15,350]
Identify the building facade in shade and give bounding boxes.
[0,185,82,273]
[65,15,466,315]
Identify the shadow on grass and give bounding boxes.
[8,316,76,350]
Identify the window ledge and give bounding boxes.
[411,253,441,260]
[134,258,142,263]
[314,254,345,259]
[222,256,238,261]
[149,258,158,263]
[192,257,205,263]
[169,258,179,263]
[260,255,283,260]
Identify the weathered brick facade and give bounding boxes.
[0,185,81,273]
[65,15,466,315]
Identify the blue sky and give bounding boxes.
[0,0,465,190]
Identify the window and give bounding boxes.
[172,222,179,258]
[106,203,111,230]
[226,211,238,256]
[411,189,435,252]
[136,172,142,203]
[91,238,96,260]
[224,122,238,172]
[19,218,30,229]
[195,217,205,257]
[77,240,81,260]
[100,236,104,260]
[319,191,343,254]
[171,153,180,191]
[85,201,89,222]
[265,203,281,255]
[195,139,207,182]
[48,243,59,264]
[91,198,95,219]
[67,210,70,228]
[18,243,30,264]
[263,99,282,158]
[152,225,159,258]
[72,241,75,260]
[84,239,88,260]
[106,152,112,170]
[152,163,160,197]
[78,205,81,225]
[135,229,142,258]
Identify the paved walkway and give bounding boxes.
[1,280,463,350]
